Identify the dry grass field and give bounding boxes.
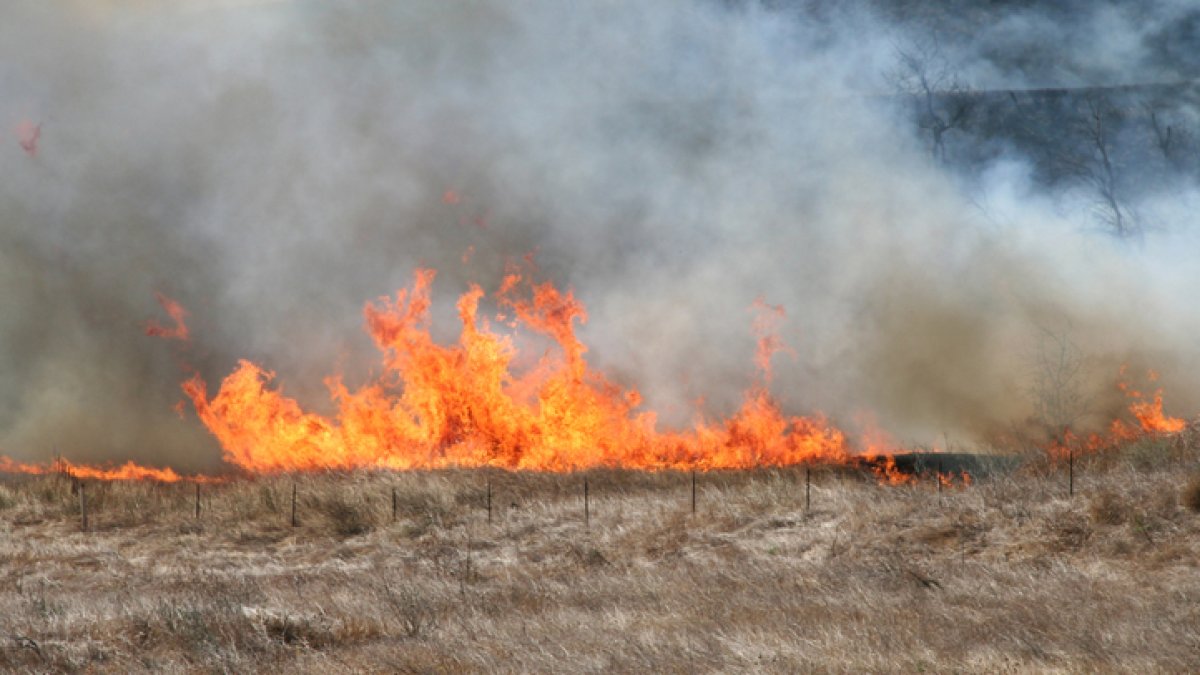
[2,442,1199,673]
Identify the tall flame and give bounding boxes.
[182,268,851,473]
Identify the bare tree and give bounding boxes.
[1026,327,1090,438]
[1148,107,1177,163]
[1056,95,1138,238]
[1145,101,1196,173]
[890,40,973,163]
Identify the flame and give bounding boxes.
[0,456,216,483]
[1117,368,1186,434]
[181,267,855,473]
[144,292,190,342]
[0,291,212,483]
[750,297,790,383]
[866,454,914,485]
[936,470,971,489]
[1048,368,1189,461]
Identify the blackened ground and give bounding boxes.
[859,452,1024,478]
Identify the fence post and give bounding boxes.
[486,478,492,524]
[584,477,590,528]
[1068,447,1074,497]
[291,482,298,527]
[79,481,88,532]
[805,466,811,513]
[691,470,696,514]
[194,483,201,519]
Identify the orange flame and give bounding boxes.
[866,454,914,485]
[1049,368,1189,461]
[751,297,790,383]
[144,292,190,342]
[181,267,855,473]
[0,456,218,483]
[936,470,971,489]
[1117,368,1186,434]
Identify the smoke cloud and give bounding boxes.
[2,0,1198,470]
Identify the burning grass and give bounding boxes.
[2,444,1199,672]
[174,266,858,474]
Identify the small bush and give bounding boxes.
[381,582,439,639]
[1182,473,1200,513]
[320,496,375,537]
[1044,511,1092,551]
[262,613,338,649]
[1089,491,1128,525]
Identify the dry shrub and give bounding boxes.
[380,582,440,639]
[261,614,328,647]
[1152,487,1178,518]
[261,613,381,649]
[1043,511,1092,551]
[1182,473,1200,513]
[567,541,610,567]
[320,495,376,537]
[1089,490,1128,525]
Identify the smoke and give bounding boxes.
[2,0,1198,470]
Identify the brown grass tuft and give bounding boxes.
[1182,472,1200,512]
[319,494,376,537]
[1089,490,1128,525]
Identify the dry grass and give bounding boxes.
[1,449,1199,673]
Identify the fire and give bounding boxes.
[939,471,972,488]
[0,456,210,483]
[1049,368,1189,460]
[1116,368,1187,434]
[6,271,1191,484]
[182,267,853,473]
[868,454,914,485]
[144,292,190,341]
